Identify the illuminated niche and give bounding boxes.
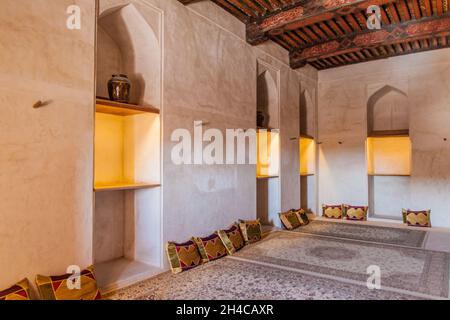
[367,136,411,176]
[257,129,280,178]
[299,136,315,176]
[366,85,411,176]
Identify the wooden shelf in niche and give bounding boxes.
[300,133,314,140]
[94,182,161,192]
[257,127,279,132]
[368,174,410,177]
[257,175,279,179]
[96,98,160,115]
[94,98,161,194]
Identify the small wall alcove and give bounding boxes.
[96,3,161,108]
[257,64,280,130]
[256,60,281,226]
[299,89,316,214]
[94,2,163,292]
[366,85,411,219]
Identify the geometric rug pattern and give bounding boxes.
[107,225,448,300]
[107,258,422,300]
[232,231,449,299]
[292,220,427,248]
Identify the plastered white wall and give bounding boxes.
[0,0,96,291]
[318,48,450,227]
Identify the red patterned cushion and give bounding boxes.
[194,233,228,262]
[403,209,431,227]
[218,224,245,255]
[35,266,101,300]
[0,279,30,300]
[343,205,368,221]
[166,240,203,274]
[322,204,343,219]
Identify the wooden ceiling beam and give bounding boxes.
[397,0,411,21]
[246,0,398,44]
[314,37,450,69]
[386,3,401,23]
[408,0,422,19]
[436,0,444,15]
[290,14,450,68]
[253,0,272,11]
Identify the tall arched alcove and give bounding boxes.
[300,89,314,137]
[94,2,163,291]
[299,89,316,214]
[256,60,281,227]
[366,85,411,219]
[97,3,161,108]
[367,85,409,135]
[257,69,279,129]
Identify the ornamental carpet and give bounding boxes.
[107,230,449,300]
[231,231,449,299]
[292,220,427,248]
[107,258,419,300]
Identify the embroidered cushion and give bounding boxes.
[343,205,368,221]
[322,204,343,219]
[291,208,310,226]
[166,240,203,274]
[402,209,431,227]
[0,279,31,300]
[35,266,101,300]
[279,210,302,230]
[239,219,262,244]
[193,233,228,263]
[217,224,245,255]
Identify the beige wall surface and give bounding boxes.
[2,0,449,293]
[1,0,308,287]
[318,48,450,227]
[0,0,96,291]
[155,0,308,248]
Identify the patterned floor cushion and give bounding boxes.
[322,204,343,219]
[36,266,101,300]
[0,279,30,300]
[166,240,203,274]
[239,219,262,244]
[402,209,432,227]
[343,205,368,221]
[279,210,302,230]
[193,233,228,263]
[217,223,245,255]
[291,208,310,226]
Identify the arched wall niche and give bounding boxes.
[367,85,409,135]
[300,89,314,137]
[97,3,161,109]
[257,65,279,129]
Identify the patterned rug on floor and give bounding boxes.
[231,231,449,299]
[106,230,449,300]
[292,220,427,247]
[106,258,420,300]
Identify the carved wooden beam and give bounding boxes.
[290,15,450,68]
[247,0,398,45]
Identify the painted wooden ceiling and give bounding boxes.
[179,0,450,70]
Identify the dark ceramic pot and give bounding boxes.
[108,74,131,103]
[257,111,269,128]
